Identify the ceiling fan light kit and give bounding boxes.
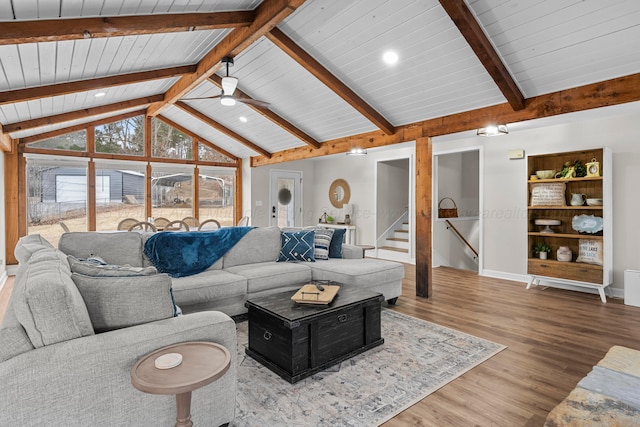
[180,56,270,109]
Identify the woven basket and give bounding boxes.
[438,197,458,218]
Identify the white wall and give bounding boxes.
[376,159,409,236]
[250,159,316,227]
[434,104,640,292]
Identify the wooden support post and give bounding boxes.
[145,116,153,220]
[87,126,96,231]
[415,137,432,298]
[235,158,243,225]
[4,150,20,265]
[193,166,199,220]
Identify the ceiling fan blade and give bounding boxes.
[237,97,271,109]
[181,95,222,101]
[221,76,238,95]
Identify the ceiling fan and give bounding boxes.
[181,56,271,109]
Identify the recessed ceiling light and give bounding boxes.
[94,92,106,97]
[382,51,399,65]
[239,116,248,123]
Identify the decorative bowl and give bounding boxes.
[572,214,603,234]
[536,170,555,179]
[586,198,603,206]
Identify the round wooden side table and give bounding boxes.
[131,341,231,427]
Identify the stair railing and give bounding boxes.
[445,220,478,260]
[376,210,409,248]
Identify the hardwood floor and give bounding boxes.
[2,266,640,426]
[384,266,640,426]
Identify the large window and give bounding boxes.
[26,130,86,151]
[26,156,88,245]
[199,167,235,226]
[95,116,144,156]
[151,164,194,222]
[95,161,146,231]
[152,118,193,160]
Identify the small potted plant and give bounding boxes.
[326,215,335,224]
[533,241,552,259]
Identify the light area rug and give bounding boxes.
[231,309,506,427]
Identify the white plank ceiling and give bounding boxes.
[1,0,639,158]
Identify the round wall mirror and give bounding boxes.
[329,179,350,208]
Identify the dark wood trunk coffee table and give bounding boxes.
[244,282,384,383]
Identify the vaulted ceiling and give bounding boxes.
[1,0,639,163]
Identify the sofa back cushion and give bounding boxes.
[12,249,94,348]
[58,232,144,267]
[71,273,175,333]
[223,227,281,268]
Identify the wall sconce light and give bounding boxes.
[346,147,367,156]
[477,124,508,136]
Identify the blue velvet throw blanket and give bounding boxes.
[143,227,253,278]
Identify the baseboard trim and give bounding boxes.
[481,269,624,300]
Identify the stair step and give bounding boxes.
[395,229,408,233]
[387,237,408,242]
[379,246,409,253]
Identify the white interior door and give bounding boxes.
[270,170,302,227]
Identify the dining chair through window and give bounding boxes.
[182,216,200,229]
[117,218,140,231]
[127,221,157,232]
[198,219,221,231]
[163,220,190,231]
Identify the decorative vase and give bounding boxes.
[557,246,572,262]
[344,214,351,225]
[539,252,548,260]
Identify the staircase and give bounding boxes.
[377,214,412,263]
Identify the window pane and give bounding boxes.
[199,169,235,226]
[95,116,144,156]
[152,168,193,222]
[26,130,86,151]
[151,118,193,160]
[27,161,87,245]
[198,142,234,163]
[95,165,146,231]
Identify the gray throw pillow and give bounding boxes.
[12,253,95,348]
[71,273,175,333]
[67,255,158,277]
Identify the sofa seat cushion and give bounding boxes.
[71,273,175,333]
[13,250,94,348]
[225,262,312,294]
[307,259,404,288]
[171,270,247,307]
[59,232,144,267]
[0,326,34,362]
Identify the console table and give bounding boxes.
[317,223,357,245]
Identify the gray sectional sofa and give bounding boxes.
[0,226,404,426]
[58,226,404,316]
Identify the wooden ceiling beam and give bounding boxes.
[1,124,13,152]
[0,11,254,45]
[266,27,396,135]
[147,0,307,117]
[251,72,640,166]
[4,95,162,133]
[18,109,146,145]
[174,101,272,158]
[0,65,196,105]
[207,75,321,149]
[154,114,238,162]
[439,0,525,111]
